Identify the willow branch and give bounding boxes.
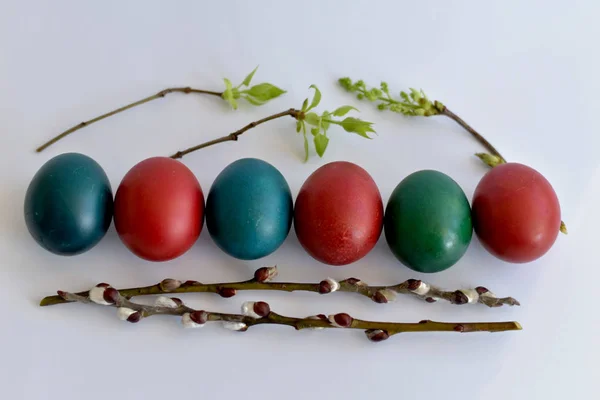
[56,286,522,341]
[39,266,519,308]
[169,108,302,159]
[35,87,223,152]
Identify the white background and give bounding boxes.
[1,1,598,399]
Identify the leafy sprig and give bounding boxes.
[171,85,375,161]
[222,66,286,109]
[338,77,444,116]
[296,85,375,161]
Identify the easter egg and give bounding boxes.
[114,157,204,261]
[206,158,293,260]
[294,161,383,266]
[24,152,113,255]
[472,162,561,263]
[384,170,472,273]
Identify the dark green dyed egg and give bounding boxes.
[206,158,293,260]
[384,170,472,273]
[24,152,113,256]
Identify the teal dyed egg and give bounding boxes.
[206,158,293,260]
[24,153,113,256]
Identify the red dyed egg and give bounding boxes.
[472,162,561,263]
[114,157,204,261]
[294,161,383,265]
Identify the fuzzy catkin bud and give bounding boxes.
[410,281,430,296]
[365,329,389,342]
[154,296,180,308]
[223,322,248,331]
[318,278,340,294]
[253,302,270,317]
[103,287,119,304]
[378,289,398,302]
[406,279,421,291]
[182,312,205,328]
[159,279,182,292]
[241,301,270,318]
[89,285,112,305]
[126,312,141,323]
[217,287,237,298]
[170,298,183,306]
[372,291,388,303]
[117,307,137,321]
[328,313,353,328]
[452,290,469,305]
[475,286,489,295]
[476,286,496,298]
[189,311,208,325]
[254,266,278,283]
[459,289,480,304]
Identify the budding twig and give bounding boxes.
[55,285,522,341]
[170,108,302,159]
[35,87,223,153]
[40,266,519,308]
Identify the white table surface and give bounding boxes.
[1,1,598,398]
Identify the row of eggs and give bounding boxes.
[24,153,561,273]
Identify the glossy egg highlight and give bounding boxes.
[384,170,473,273]
[206,158,293,260]
[294,161,383,266]
[24,152,113,255]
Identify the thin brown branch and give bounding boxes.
[35,87,223,152]
[39,266,519,308]
[438,104,568,232]
[170,108,302,159]
[438,106,506,163]
[57,288,522,341]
